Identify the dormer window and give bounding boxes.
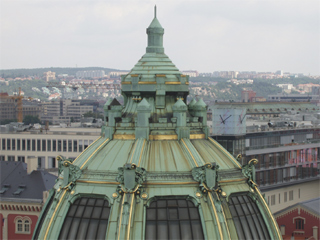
[13,185,26,195]
[0,184,10,194]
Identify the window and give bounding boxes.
[22,139,26,150]
[84,140,88,149]
[47,140,51,151]
[18,156,25,162]
[63,140,67,152]
[295,218,304,230]
[17,219,23,232]
[27,139,31,151]
[37,139,41,151]
[17,139,21,150]
[7,139,11,150]
[289,190,293,201]
[58,140,61,151]
[42,140,46,151]
[79,140,83,152]
[8,156,15,161]
[12,139,15,150]
[15,217,31,234]
[0,156,5,161]
[284,192,287,202]
[32,139,36,151]
[1,139,5,150]
[58,197,111,239]
[228,194,270,240]
[53,140,56,151]
[146,198,204,240]
[73,140,77,152]
[68,140,72,152]
[271,195,275,205]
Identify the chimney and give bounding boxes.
[27,157,38,174]
[313,226,318,240]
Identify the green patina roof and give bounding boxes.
[34,7,282,240]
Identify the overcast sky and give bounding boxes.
[1,0,319,75]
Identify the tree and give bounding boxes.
[23,115,41,125]
[83,111,104,119]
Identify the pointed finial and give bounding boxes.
[154,5,157,18]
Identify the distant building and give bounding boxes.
[241,90,256,102]
[43,71,56,82]
[108,71,129,78]
[182,70,199,77]
[0,93,16,121]
[0,161,56,240]
[268,93,318,103]
[76,70,105,79]
[274,198,319,240]
[41,99,94,124]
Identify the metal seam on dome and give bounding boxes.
[208,193,224,240]
[44,189,67,240]
[117,193,126,240]
[73,136,102,164]
[126,194,135,240]
[138,139,146,167]
[181,138,198,167]
[216,192,231,240]
[208,137,242,169]
[80,138,110,169]
[254,185,282,239]
[129,140,138,164]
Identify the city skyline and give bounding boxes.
[1,0,319,75]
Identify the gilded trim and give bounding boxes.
[44,190,67,240]
[149,134,178,140]
[73,136,101,164]
[117,193,126,240]
[114,134,135,140]
[254,186,282,239]
[126,194,135,240]
[143,181,197,185]
[185,82,189,85]
[208,137,242,169]
[181,138,199,167]
[218,178,247,183]
[190,134,205,139]
[138,139,146,167]
[165,81,181,85]
[156,74,166,77]
[208,193,223,240]
[138,81,157,84]
[216,193,231,240]
[80,138,110,169]
[122,82,132,85]
[131,74,138,77]
[77,180,119,185]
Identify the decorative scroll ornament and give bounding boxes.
[192,162,219,193]
[57,155,82,191]
[115,163,146,194]
[242,158,258,188]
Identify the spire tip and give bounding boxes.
[154,5,157,18]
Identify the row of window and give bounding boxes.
[256,165,319,186]
[1,138,94,153]
[268,190,297,206]
[34,195,271,240]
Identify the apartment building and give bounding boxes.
[0,128,100,170]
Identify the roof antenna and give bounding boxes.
[154,5,157,18]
